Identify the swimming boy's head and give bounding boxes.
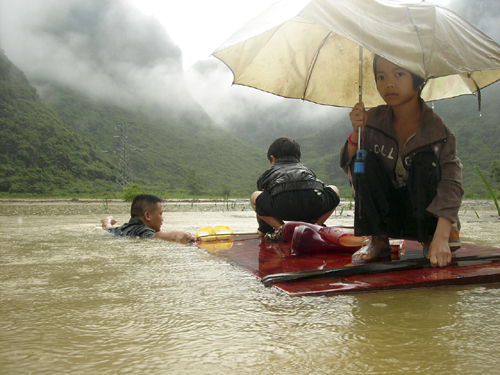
[131,194,162,218]
[267,136,301,162]
[131,194,164,232]
[373,55,425,96]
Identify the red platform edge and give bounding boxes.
[196,234,500,296]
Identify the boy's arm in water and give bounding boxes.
[152,230,196,244]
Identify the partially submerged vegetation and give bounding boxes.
[475,166,500,216]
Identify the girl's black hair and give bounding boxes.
[373,54,426,94]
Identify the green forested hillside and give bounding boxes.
[0,50,116,195]
[438,86,500,195]
[0,50,266,197]
[295,118,351,193]
[38,83,266,195]
[0,0,269,199]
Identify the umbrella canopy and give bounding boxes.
[212,0,500,108]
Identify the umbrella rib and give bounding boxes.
[303,31,333,100]
[469,74,482,112]
[407,8,428,78]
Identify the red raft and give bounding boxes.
[195,225,500,296]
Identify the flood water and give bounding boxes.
[1,199,499,374]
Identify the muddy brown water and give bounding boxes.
[0,199,499,374]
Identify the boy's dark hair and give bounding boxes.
[267,136,301,161]
[373,54,426,94]
[131,194,162,218]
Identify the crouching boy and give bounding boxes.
[250,137,340,241]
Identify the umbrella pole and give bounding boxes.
[358,45,363,146]
[354,45,367,172]
[354,46,368,227]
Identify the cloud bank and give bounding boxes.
[0,0,193,113]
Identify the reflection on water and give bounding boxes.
[0,199,499,374]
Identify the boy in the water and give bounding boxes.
[101,194,195,243]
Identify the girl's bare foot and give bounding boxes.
[352,235,390,263]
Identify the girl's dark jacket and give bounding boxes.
[340,102,464,227]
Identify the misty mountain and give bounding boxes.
[0,45,268,196]
[449,0,500,42]
[185,58,349,149]
[0,0,204,120]
[0,0,268,196]
[1,0,500,198]
[0,49,116,194]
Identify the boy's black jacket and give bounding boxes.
[257,156,326,196]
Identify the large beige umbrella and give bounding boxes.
[212,0,500,109]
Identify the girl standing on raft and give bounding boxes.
[340,55,463,268]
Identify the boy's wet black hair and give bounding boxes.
[131,194,162,218]
[373,54,426,94]
[267,136,301,161]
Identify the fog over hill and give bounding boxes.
[0,0,268,196]
[0,0,207,123]
[185,59,350,148]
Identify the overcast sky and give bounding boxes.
[128,0,277,69]
[128,0,454,69]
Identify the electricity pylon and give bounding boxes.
[114,123,142,189]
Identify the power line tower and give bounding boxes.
[114,123,142,189]
[115,123,133,188]
[102,123,143,189]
